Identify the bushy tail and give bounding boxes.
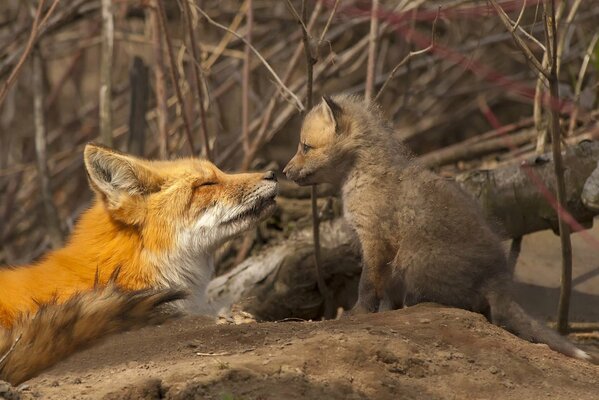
[0,284,186,385]
[485,286,592,362]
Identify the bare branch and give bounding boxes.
[242,0,253,158]
[32,46,63,249]
[364,0,379,100]
[181,0,212,160]
[512,0,527,32]
[149,0,169,158]
[0,0,56,108]
[0,334,22,368]
[489,0,549,78]
[156,0,196,154]
[99,0,114,146]
[374,9,439,103]
[542,0,573,335]
[194,4,304,112]
[319,0,340,43]
[568,32,599,137]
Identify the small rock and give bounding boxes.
[489,366,499,374]
[72,378,82,384]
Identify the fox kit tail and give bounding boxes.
[485,285,592,362]
[0,284,186,385]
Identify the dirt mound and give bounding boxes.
[13,304,598,400]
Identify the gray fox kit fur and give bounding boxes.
[284,94,591,362]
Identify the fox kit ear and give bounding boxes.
[84,143,162,204]
[321,95,343,131]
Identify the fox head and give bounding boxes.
[283,95,357,186]
[83,143,278,254]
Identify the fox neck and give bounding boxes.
[340,131,411,188]
[49,201,214,302]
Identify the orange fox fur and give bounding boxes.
[0,143,278,384]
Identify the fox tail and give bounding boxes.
[0,283,185,385]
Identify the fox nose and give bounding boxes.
[263,170,277,182]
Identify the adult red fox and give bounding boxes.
[0,143,278,384]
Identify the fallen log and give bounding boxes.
[456,140,599,238]
[208,140,599,320]
[208,218,360,320]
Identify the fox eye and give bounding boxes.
[302,142,312,154]
[194,181,217,189]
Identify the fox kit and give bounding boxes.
[284,94,591,362]
[0,143,278,384]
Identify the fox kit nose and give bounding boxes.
[263,171,277,182]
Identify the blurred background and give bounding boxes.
[1,0,598,272]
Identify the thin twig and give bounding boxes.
[512,0,527,32]
[194,4,304,112]
[240,0,323,170]
[568,32,599,137]
[534,0,565,154]
[319,0,340,43]
[293,0,333,319]
[489,0,549,79]
[181,0,212,160]
[545,0,573,335]
[364,0,379,100]
[156,0,196,154]
[0,334,22,367]
[149,0,169,158]
[0,0,48,108]
[32,45,64,249]
[99,0,114,146]
[242,0,253,157]
[374,8,439,103]
[203,0,248,70]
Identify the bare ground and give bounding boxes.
[10,303,597,400]
[6,224,599,400]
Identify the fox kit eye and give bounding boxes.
[302,142,312,154]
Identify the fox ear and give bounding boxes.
[84,143,162,205]
[321,95,343,131]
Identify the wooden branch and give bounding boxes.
[364,0,379,100]
[32,46,63,249]
[148,0,169,159]
[489,0,549,79]
[99,0,114,146]
[208,219,359,320]
[374,9,438,103]
[544,0,573,335]
[194,4,304,112]
[567,33,599,137]
[241,0,253,158]
[319,0,340,43]
[156,0,196,154]
[127,56,149,156]
[288,0,334,318]
[239,0,323,170]
[419,127,536,168]
[0,0,49,108]
[181,0,212,160]
[534,1,565,153]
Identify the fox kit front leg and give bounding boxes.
[350,238,397,314]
